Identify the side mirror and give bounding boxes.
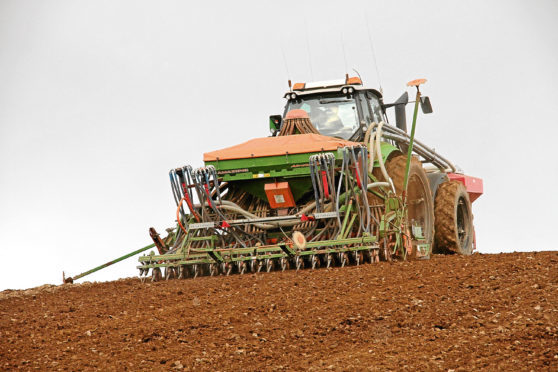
[420,96,433,114]
[269,115,282,135]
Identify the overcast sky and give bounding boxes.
[1,1,557,290]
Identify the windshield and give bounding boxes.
[286,95,359,140]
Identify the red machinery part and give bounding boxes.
[447,173,483,202]
[321,171,329,198]
[265,182,296,209]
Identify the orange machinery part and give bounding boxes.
[203,133,360,162]
[264,182,296,209]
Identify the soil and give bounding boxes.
[1,251,557,371]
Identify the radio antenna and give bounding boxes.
[280,43,291,85]
[304,18,314,80]
[341,32,348,75]
[365,14,383,94]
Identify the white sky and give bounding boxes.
[1,0,557,290]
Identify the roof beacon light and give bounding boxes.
[346,76,363,85]
[293,82,305,90]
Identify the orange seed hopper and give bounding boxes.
[203,133,360,162]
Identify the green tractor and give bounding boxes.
[135,75,483,281]
[63,75,483,284]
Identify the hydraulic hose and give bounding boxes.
[375,121,396,193]
[176,195,189,235]
[349,147,370,233]
[365,122,377,174]
[367,182,390,190]
[335,150,347,229]
[215,200,318,230]
[380,123,457,172]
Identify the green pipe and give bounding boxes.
[338,200,353,238]
[63,243,156,283]
[343,213,358,239]
[403,89,422,197]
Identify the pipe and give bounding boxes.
[367,122,377,174]
[368,182,390,189]
[403,89,422,195]
[215,200,318,230]
[176,195,189,235]
[375,121,396,193]
[380,123,456,172]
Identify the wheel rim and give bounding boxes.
[456,196,472,250]
[407,174,430,240]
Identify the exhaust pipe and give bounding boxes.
[394,91,409,132]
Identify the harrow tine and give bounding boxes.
[151,268,161,282]
[210,263,218,276]
[340,252,348,267]
[280,257,289,271]
[178,265,186,279]
[295,256,303,271]
[239,261,246,275]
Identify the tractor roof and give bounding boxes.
[284,76,382,99]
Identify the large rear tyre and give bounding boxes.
[434,180,474,255]
[377,155,435,259]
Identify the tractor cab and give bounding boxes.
[274,76,385,141]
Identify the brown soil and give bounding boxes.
[1,252,557,371]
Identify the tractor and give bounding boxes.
[63,75,483,283]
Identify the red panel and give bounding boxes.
[265,182,296,209]
[447,173,483,202]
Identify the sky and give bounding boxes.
[1,0,557,290]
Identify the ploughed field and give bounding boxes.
[1,252,557,371]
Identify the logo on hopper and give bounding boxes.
[217,168,249,175]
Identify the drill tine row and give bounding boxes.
[139,245,382,282]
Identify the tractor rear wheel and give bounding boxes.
[434,181,474,255]
[376,154,435,259]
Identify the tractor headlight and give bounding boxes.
[290,93,297,100]
[348,87,354,94]
[342,87,348,94]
